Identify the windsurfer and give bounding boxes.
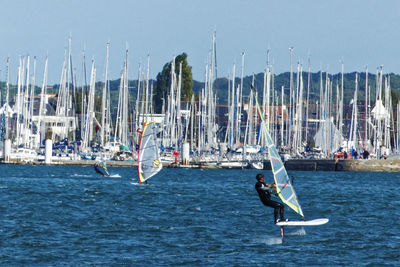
[255,173,287,224]
[94,162,109,177]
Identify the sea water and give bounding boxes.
[0,165,399,265]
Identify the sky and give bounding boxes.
[0,0,399,85]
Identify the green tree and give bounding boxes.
[154,53,193,113]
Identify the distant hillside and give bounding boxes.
[81,71,400,111]
[192,72,400,106]
[2,71,400,111]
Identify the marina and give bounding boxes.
[1,50,400,170]
[1,32,400,170]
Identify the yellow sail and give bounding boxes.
[253,88,304,217]
[137,121,162,183]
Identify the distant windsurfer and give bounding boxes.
[255,173,287,224]
[94,162,110,177]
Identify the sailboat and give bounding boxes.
[251,85,328,237]
[137,121,163,183]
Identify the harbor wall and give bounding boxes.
[264,159,400,172]
[2,157,400,172]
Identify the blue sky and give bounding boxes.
[0,0,399,84]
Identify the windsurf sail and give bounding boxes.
[137,121,163,183]
[252,85,304,217]
[100,161,110,176]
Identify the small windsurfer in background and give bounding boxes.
[94,162,110,177]
[255,173,287,224]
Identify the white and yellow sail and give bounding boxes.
[137,121,162,183]
[253,88,304,217]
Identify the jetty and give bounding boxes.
[264,159,400,172]
[2,157,399,172]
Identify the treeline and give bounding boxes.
[106,71,400,108]
[95,71,400,108]
[193,72,400,106]
[2,69,400,113]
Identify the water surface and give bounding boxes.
[0,165,399,265]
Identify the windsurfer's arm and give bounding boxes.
[265,182,274,190]
[259,183,276,195]
[266,183,279,196]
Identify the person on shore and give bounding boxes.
[363,149,370,159]
[255,173,287,224]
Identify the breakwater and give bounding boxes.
[264,159,400,172]
[2,158,400,172]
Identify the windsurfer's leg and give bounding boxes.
[278,203,284,220]
[263,199,281,222]
[273,207,278,223]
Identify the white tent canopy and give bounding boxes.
[314,118,343,153]
[371,99,389,120]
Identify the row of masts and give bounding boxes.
[0,34,398,160]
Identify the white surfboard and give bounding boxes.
[276,218,329,226]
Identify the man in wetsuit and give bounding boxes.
[94,162,109,177]
[255,173,287,224]
[94,163,105,176]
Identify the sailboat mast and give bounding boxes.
[305,58,311,144]
[16,58,23,147]
[281,85,284,148]
[339,62,344,146]
[230,64,236,148]
[145,55,150,116]
[101,42,110,147]
[30,57,37,148]
[38,57,48,145]
[287,48,293,151]
[5,58,10,139]
[80,50,87,141]
[364,67,368,147]
[238,52,245,145]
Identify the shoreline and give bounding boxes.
[265,159,400,172]
[1,158,399,172]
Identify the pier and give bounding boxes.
[2,157,400,172]
[264,159,400,172]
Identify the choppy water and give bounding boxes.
[0,165,399,265]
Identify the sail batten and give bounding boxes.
[253,88,304,217]
[275,166,284,174]
[138,121,163,183]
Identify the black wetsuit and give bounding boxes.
[255,181,284,223]
[94,165,106,176]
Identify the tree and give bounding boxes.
[153,53,193,113]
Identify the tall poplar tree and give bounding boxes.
[153,53,193,113]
